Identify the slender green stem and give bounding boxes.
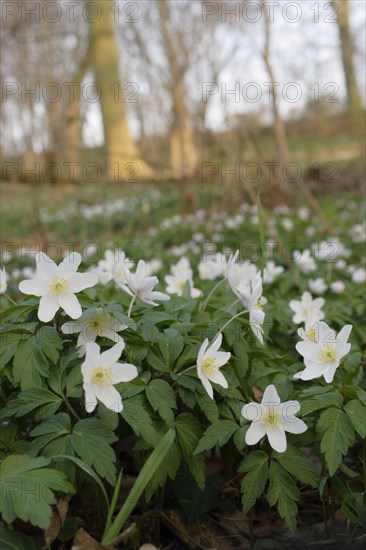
[4,293,17,306]
[62,395,80,421]
[225,298,241,312]
[127,293,137,317]
[339,366,346,396]
[213,309,248,341]
[173,365,196,386]
[201,277,226,311]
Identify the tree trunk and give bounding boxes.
[159,0,199,178]
[333,0,364,134]
[88,0,152,180]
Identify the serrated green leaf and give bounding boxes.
[316,407,355,475]
[2,387,62,420]
[344,400,366,438]
[268,462,299,532]
[239,451,268,512]
[12,336,49,390]
[175,413,205,489]
[146,379,176,426]
[273,445,319,487]
[0,455,73,529]
[37,326,63,364]
[195,420,238,454]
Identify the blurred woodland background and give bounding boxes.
[0,0,365,193]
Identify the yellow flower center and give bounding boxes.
[255,300,263,309]
[87,312,109,336]
[49,276,69,296]
[92,366,112,386]
[306,327,316,341]
[318,344,337,363]
[263,409,281,427]
[202,357,218,376]
[177,280,186,293]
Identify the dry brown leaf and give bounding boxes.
[71,527,114,550]
[44,496,70,545]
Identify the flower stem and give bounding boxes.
[62,395,80,421]
[213,309,248,341]
[127,293,137,318]
[4,293,17,306]
[339,366,346,396]
[201,278,226,311]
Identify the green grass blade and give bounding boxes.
[257,192,266,275]
[104,468,123,535]
[102,429,175,544]
[52,454,109,508]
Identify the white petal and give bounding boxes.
[281,416,308,434]
[38,293,60,322]
[294,361,325,381]
[145,290,170,302]
[84,382,97,412]
[95,385,123,413]
[59,293,82,319]
[58,252,81,277]
[197,339,209,366]
[323,364,338,383]
[296,341,320,362]
[100,341,125,366]
[197,371,214,399]
[266,424,287,453]
[19,278,49,296]
[111,362,138,383]
[206,333,223,356]
[245,421,266,445]
[211,351,231,368]
[68,272,97,293]
[101,328,124,343]
[242,402,262,421]
[336,324,352,350]
[134,260,148,286]
[83,343,101,373]
[35,252,58,279]
[261,385,280,407]
[61,321,83,335]
[208,369,228,389]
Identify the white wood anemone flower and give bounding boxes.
[19,252,97,322]
[122,260,170,306]
[295,321,352,383]
[242,384,308,453]
[232,276,266,344]
[81,341,138,413]
[289,291,325,325]
[0,267,7,295]
[61,308,127,357]
[196,334,231,399]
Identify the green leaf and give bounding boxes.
[29,413,118,485]
[146,379,177,426]
[268,462,299,532]
[0,455,73,529]
[344,400,366,438]
[12,336,49,390]
[122,395,158,446]
[157,329,184,369]
[300,391,343,416]
[0,523,39,550]
[195,420,238,454]
[2,388,62,420]
[175,413,205,489]
[316,407,355,475]
[172,464,225,521]
[273,445,319,487]
[239,451,268,512]
[37,326,63,363]
[102,429,175,544]
[196,392,219,423]
[70,418,118,485]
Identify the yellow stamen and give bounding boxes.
[318,344,337,363]
[87,312,109,336]
[255,300,263,309]
[263,409,281,427]
[49,276,69,296]
[202,357,218,376]
[306,327,316,341]
[92,366,112,386]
